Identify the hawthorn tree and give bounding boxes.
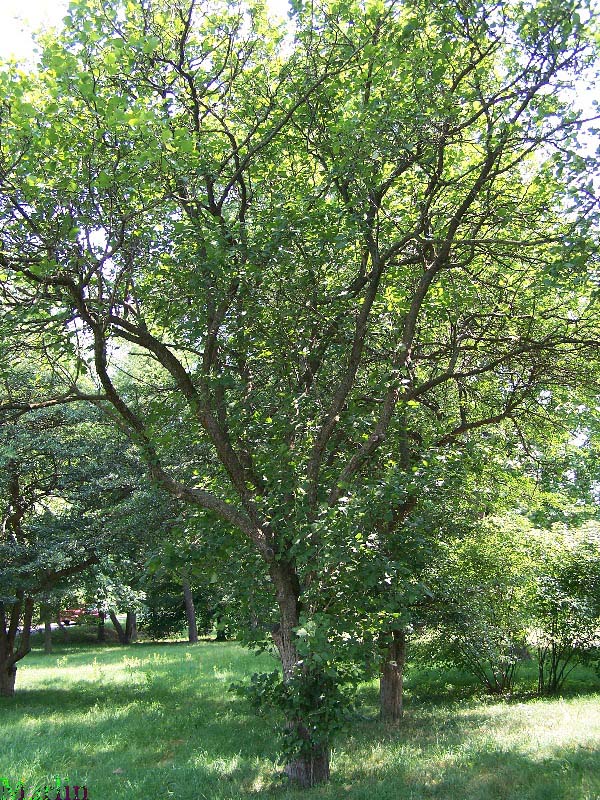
[1,0,599,784]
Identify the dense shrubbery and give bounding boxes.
[414,518,600,696]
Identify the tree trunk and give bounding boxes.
[41,604,52,654]
[97,611,106,642]
[182,581,198,643]
[0,662,17,697]
[379,628,406,723]
[284,736,330,787]
[57,618,70,642]
[125,611,137,643]
[109,610,127,644]
[44,620,53,654]
[214,614,227,641]
[109,610,137,644]
[0,596,33,696]
[270,561,331,787]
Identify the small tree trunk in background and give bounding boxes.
[125,611,137,643]
[109,610,127,644]
[182,581,198,643]
[97,611,106,642]
[109,610,137,644]
[215,614,227,642]
[379,628,406,723]
[44,620,52,654]
[41,604,52,654]
[57,617,70,642]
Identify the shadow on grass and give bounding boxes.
[2,643,599,800]
[1,655,276,798]
[309,740,600,800]
[277,693,600,800]
[25,638,255,667]
[352,661,600,711]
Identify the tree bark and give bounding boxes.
[379,628,406,723]
[57,618,70,642]
[0,662,17,697]
[284,740,330,787]
[44,620,53,654]
[270,561,331,787]
[109,610,127,644]
[125,611,137,643]
[40,604,52,654]
[182,580,198,643]
[214,613,227,641]
[110,610,137,644]
[0,596,34,696]
[97,611,106,642]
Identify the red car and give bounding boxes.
[59,608,99,625]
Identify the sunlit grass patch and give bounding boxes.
[1,640,599,799]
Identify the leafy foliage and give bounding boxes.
[0,0,599,772]
[531,523,600,695]
[234,659,361,764]
[424,515,535,694]
[138,573,214,640]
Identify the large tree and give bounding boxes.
[1,0,599,783]
[0,363,161,694]
[0,398,101,695]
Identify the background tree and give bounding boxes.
[90,481,182,643]
[0,399,100,694]
[0,363,171,690]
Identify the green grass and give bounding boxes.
[1,633,599,799]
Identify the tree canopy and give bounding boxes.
[1,0,599,784]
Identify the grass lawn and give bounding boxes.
[1,632,599,799]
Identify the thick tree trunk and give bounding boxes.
[109,610,127,644]
[0,662,17,697]
[125,611,137,643]
[284,736,330,786]
[97,611,106,642]
[182,581,198,643]
[379,628,406,723]
[270,561,331,787]
[0,596,33,696]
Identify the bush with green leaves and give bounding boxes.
[424,515,535,694]
[530,522,600,695]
